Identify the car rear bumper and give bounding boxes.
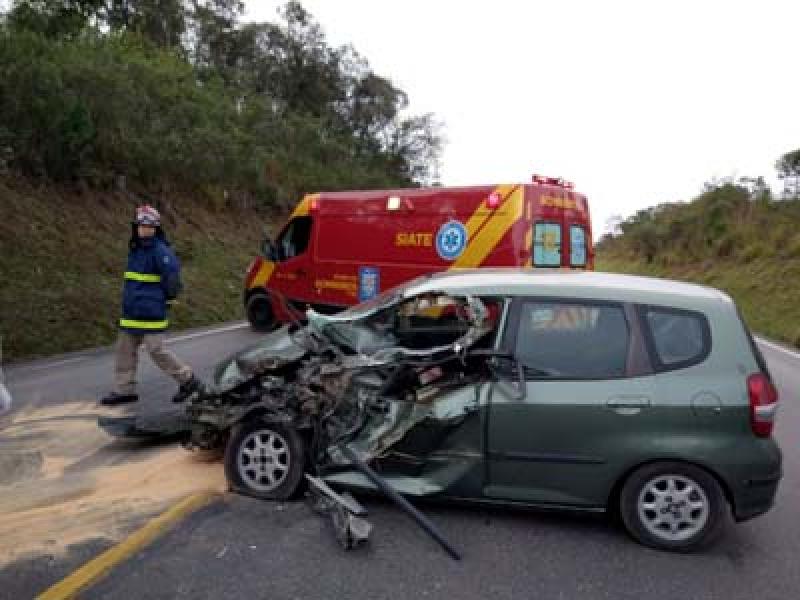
[732,469,782,522]
[723,438,782,522]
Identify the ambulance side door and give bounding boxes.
[271,215,314,304]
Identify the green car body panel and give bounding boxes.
[322,270,782,522]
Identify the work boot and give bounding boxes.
[172,375,204,404]
[100,392,139,406]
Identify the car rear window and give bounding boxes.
[513,301,629,379]
[640,306,710,371]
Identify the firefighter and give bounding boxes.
[101,204,202,406]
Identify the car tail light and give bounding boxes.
[747,373,778,437]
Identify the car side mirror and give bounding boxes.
[262,237,277,261]
[502,359,526,401]
[471,350,527,401]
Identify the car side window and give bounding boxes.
[643,307,710,370]
[513,301,629,379]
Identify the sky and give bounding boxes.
[247,0,800,236]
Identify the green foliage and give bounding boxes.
[598,177,800,267]
[597,166,800,348]
[0,1,443,204]
[776,148,800,195]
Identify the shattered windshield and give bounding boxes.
[335,288,402,318]
[310,292,493,358]
[314,309,399,355]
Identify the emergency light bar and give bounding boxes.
[532,174,575,189]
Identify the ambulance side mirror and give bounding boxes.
[262,237,277,261]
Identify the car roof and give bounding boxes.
[404,269,733,311]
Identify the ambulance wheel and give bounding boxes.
[246,292,274,331]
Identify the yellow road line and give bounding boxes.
[37,491,218,600]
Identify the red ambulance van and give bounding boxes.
[244,176,593,329]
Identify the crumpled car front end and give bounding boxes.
[99,283,504,558]
[186,290,498,482]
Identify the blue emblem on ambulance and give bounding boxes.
[358,267,380,302]
[435,221,467,261]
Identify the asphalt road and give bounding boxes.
[2,322,259,416]
[1,325,799,600]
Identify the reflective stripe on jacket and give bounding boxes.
[120,237,181,333]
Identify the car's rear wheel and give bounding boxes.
[619,461,726,552]
[246,292,274,331]
[224,420,305,500]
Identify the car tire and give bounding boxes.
[619,461,726,552]
[224,419,305,501]
[246,292,274,331]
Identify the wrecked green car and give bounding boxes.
[103,269,782,553]
[187,278,500,502]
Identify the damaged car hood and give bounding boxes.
[211,325,308,393]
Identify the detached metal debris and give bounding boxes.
[98,409,190,439]
[306,474,372,550]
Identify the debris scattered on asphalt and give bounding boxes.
[0,401,225,566]
[306,473,372,550]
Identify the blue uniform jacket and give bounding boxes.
[120,233,182,333]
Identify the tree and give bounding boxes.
[187,0,245,72]
[107,0,188,49]
[776,148,800,197]
[8,0,106,38]
[604,214,624,236]
[0,0,444,198]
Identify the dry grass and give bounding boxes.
[0,178,278,362]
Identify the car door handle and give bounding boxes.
[607,396,651,410]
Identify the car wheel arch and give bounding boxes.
[608,457,734,518]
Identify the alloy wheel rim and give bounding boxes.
[238,429,290,492]
[637,474,709,542]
